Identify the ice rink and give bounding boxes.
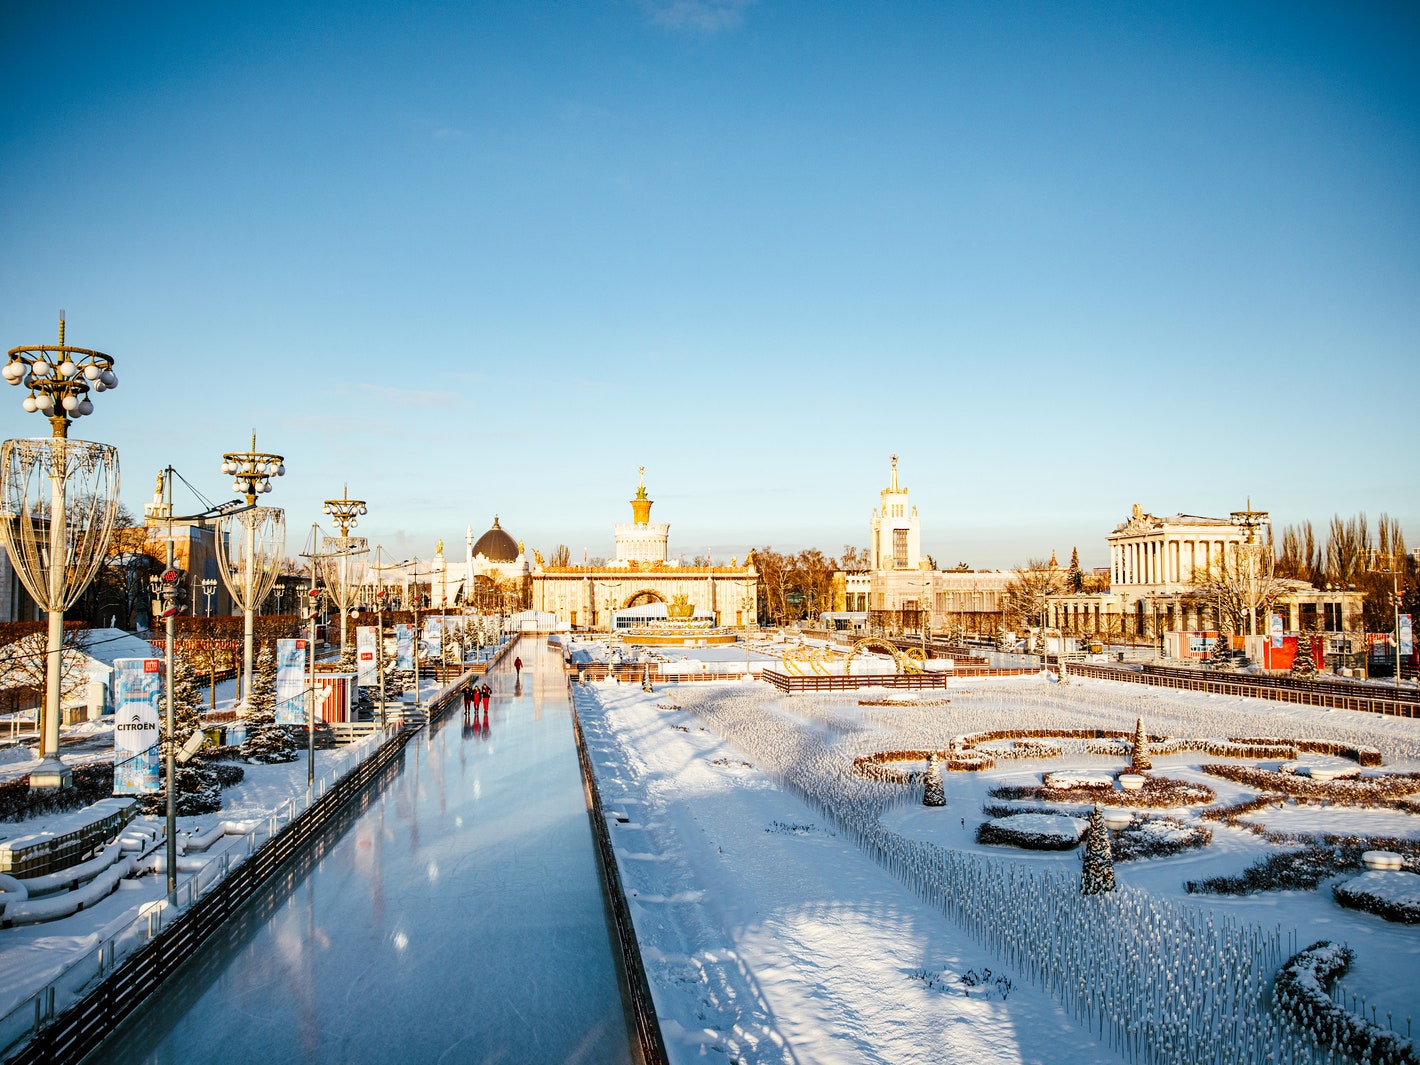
[89,639,638,1064]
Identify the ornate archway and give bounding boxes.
[624,589,666,609]
[843,637,924,674]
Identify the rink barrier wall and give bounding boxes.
[3,724,419,1065]
[568,681,671,1065]
[1067,662,1418,717]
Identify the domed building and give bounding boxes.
[464,516,530,611]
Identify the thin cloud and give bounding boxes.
[637,0,756,33]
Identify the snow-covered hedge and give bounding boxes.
[992,774,1216,809]
[977,813,1087,851]
[1333,870,1420,924]
[1274,941,1419,1065]
[1111,817,1212,862]
[1201,764,1420,802]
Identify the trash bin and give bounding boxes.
[203,725,226,747]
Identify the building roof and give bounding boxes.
[472,516,519,562]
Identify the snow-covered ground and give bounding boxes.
[575,671,1420,1065]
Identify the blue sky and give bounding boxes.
[2,0,1416,569]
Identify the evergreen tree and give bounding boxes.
[1211,626,1232,670]
[1130,716,1151,772]
[339,641,358,672]
[1080,805,1116,895]
[1067,547,1085,593]
[922,753,946,807]
[242,643,298,764]
[1292,630,1318,680]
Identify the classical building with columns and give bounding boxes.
[1046,503,1362,638]
[530,470,758,630]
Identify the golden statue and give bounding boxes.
[436,539,444,556]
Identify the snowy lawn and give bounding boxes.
[577,673,1420,1065]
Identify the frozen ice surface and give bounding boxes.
[86,640,635,1064]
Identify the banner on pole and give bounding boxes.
[395,624,413,670]
[1402,614,1413,658]
[423,617,444,659]
[275,638,307,725]
[356,626,378,687]
[113,658,162,795]
[1270,613,1283,650]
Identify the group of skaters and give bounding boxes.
[462,682,493,713]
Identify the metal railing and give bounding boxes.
[1067,662,1418,718]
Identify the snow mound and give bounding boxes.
[0,746,36,767]
[1334,870,1420,924]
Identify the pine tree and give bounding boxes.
[1067,547,1085,593]
[922,753,946,807]
[242,643,298,764]
[1130,716,1151,772]
[1211,626,1232,670]
[1080,805,1116,895]
[1292,630,1318,681]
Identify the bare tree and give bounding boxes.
[0,624,93,716]
[1191,540,1284,637]
[548,544,571,568]
[840,544,869,570]
[1003,559,1061,631]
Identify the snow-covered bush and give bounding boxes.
[1274,941,1419,1065]
[923,754,946,807]
[978,813,1086,851]
[1111,817,1211,862]
[1333,871,1420,924]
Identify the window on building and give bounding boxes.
[893,529,908,568]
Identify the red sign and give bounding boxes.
[296,640,306,650]
[360,651,374,661]
[143,660,161,673]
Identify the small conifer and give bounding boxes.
[923,753,946,807]
[1130,716,1152,772]
[1080,805,1116,895]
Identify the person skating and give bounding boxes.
[481,682,492,706]
[514,656,522,679]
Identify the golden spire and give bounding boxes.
[630,466,652,523]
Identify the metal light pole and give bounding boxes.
[305,578,322,788]
[0,314,120,789]
[321,486,368,656]
[201,578,218,710]
[217,435,285,712]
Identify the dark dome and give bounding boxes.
[472,516,519,562]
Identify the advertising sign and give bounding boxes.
[423,616,444,659]
[395,624,413,670]
[113,658,162,795]
[356,626,378,687]
[275,638,308,725]
[1402,614,1413,658]
[1269,613,1283,650]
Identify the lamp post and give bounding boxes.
[304,580,322,788]
[201,577,218,710]
[321,486,368,657]
[0,314,120,789]
[217,435,285,712]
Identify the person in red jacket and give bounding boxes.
[514,656,522,678]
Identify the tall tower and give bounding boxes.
[869,454,921,570]
[614,466,670,564]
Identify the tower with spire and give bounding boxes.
[869,454,922,571]
[614,466,671,565]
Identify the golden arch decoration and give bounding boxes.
[780,646,843,675]
[843,637,923,675]
[624,590,666,609]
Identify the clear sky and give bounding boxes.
[2,1,1416,570]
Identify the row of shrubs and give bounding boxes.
[1334,877,1420,924]
[1200,764,1420,801]
[989,774,1216,809]
[1274,941,1419,1065]
[854,729,1382,783]
[0,763,116,822]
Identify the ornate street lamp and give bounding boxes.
[320,486,368,656]
[0,314,120,789]
[216,434,285,711]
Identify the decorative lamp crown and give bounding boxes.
[4,313,118,438]
[221,431,285,505]
[630,465,652,524]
